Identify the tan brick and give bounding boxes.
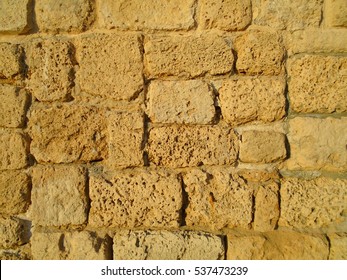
[0,171,30,215]
[28,104,107,163]
[0,85,28,128]
[27,39,74,101]
[199,0,251,31]
[0,43,23,79]
[148,126,238,168]
[36,0,94,33]
[288,55,347,114]
[114,230,224,260]
[286,117,347,171]
[218,77,286,126]
[0,245,31,260]
[280,177,347,230]
[0,216,26,249]
[325,0,347,27]
[329,233,347,259]
[89,169,182,228]
[99,0,194,30]
[31,230,111,260]
[234,31,285,75]
[31,165,88,227]
[144,35,234,78]
[76,33,143,100]
[147,80,215,124]
[0,0,29,34]
[253,0,323,30]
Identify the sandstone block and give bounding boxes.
[0,216,26,249]
[99,0,194,30]
[144,35,234,78]
[76,33,143,100]
[325,0,347,27]
[31,165,88,227]
[329,233,347,259]
[199,0,251,31]
[89,169,182,228]
[36,0,94,33]
[0,245,31,260]
[0,43,23,79]
[0,0,29,34]
[113,230,225,260]
[286,117,347,171]
[147,125,238,168]
[218,77,286,126]
[288,55,347,113]
[28,104,107,163]
[234,31,285,75]
[0,171,30,215]
[147,80,215,124]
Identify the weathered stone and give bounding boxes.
[199,0,251,31]
[0,0,29,34]
[325,0,347,27]
[31,165,88,227]
[218,77,286,126]
[234,31,285,75]
[288,55,347,113]
[0,171,30,215]
[329,233,347,259]
[76,33,143,100]
[36,0,94,33]
[28,104,107,163]
[144,35,234,78]
[99,0,194,30]
[286,117,347,171]
[147,80,215,124]
[0,245,31,260]
[0,216,26,249]
[280,177,347,230]
[147,126,238,168]
[113,230,225,260]
[89,169,182,228]
[0,43,23,79]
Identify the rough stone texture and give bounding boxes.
[113,230,225,260]
[234,31,285,75]
[31,165,88,227]
[28,104,107,163]
[0,130,28,170]
[144,35,234,78]
[239,131,286,163]
[99,0,194,30]
[288,55,347,113]
[76,33,143,100]
[148,126,238,168]
[0,217,26,249]
[183,168,253,230]
[89,169,182,228]
[199,0,251,31]
[280,177,347,230]
[329,233,347,259]
[0,42,23,79]
[0,245,31,260]
[0,85,28,128]
[286,117,347,172]
[0,171,31,215]
[27,39,74,101]
[253,0,323,30]
[325,0,347,27]
[36,0,94,33]
[147,80,215,124]
[218,77,286,126]
[31,230,111,260]
[0,0,29,34]
[227,231,329,260]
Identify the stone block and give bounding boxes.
[147,80,215,124]
[0,0,29,34]
[0,245,31,260]
[325,0,347,27]
[0,216,26,249]
[329,233,347,259]
[0,42,23,80]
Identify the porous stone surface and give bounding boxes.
[280,177,347,230]
[288,55,347,113]
[325,0,347,27]
[113,230,225,260]
[286,117,347,171]
[0,43,23,79]
[89,169,182,228]
[99,0,195,30]
[144,35,234,78]
[31,165,88,227]
[0,216,26,249]
[27,39,74,101]
[147,125,238,168]
[329,233,347,259]
[36,0,94,33]
[31,230,111,260]
[0,85,28,128]
[76,33,143,100]
[199,0,251,31]
[28,104,107,163]
[0,171,30,215]
[0,245,31,260]
[234,31,285,75]
[0,0,29,34]
[147,80,215,124]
